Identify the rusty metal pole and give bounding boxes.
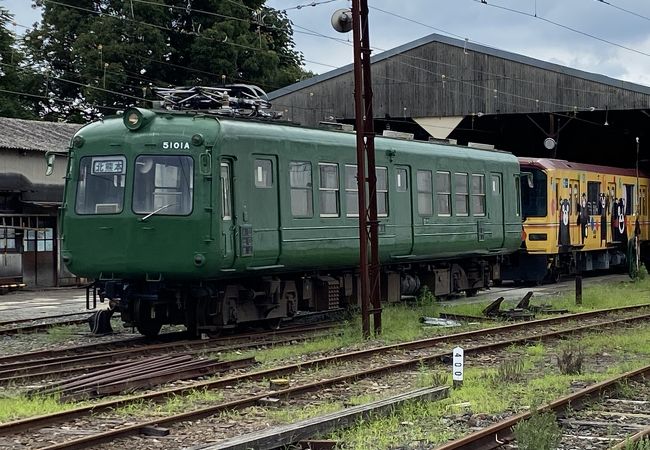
[359,0,381,336]
[351,0,370,339]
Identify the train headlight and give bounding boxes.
[123,107,155,131]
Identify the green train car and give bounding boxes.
[59,107,522,336]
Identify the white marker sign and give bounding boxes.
[452,346,464,382]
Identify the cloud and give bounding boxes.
[269,0,650,87]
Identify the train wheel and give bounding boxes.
[136,320,162,338]
[134,299,162,337]
[465,289,479,298]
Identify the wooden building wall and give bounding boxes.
[269,36,650,127]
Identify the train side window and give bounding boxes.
[471,174,486,216]
[377,166,388,217]
[514,175,521,217]
[289,161,313,218]
[435,171,451,216]
[587,181,600,215]
[396,168,408,192]
[345,164,358,217]
[641,186,648,215]
[319,163,340,217]
[253,159,272,188]
[454,173,469,216]
[624,184,635,215]
[417,170,433,216]
[220,163,232,220]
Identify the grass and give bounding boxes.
[112,388,224,418]
[333,322,650,449]
[2,277,649,428]
[0,394,76,423]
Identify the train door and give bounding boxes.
[393,165,413,255]
[248,155,280,266]
[490,173,505,248]
[607,180,617,243]
[570,179,581,244]
[219,161,235,269]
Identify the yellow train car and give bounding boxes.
[502,158,649,282]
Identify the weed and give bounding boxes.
[490,358,525,384]
[512,410,561,450]
[415,363,448,388]
[625,436,650,450]
[417,286,435,305]
[556,344,585,375]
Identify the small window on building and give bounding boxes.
[471,174,486,216]
[396,168,408,192]
[436,171,451,216]
[254,159,272,188]
[417,170,433,216]
[319,163,339,217]
[0,228,16,250]
[376,167,388,217]
[587,181,600,215]
[345,164,358,217]
[289,161,313,218]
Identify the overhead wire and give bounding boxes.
[592,0,650,23]
[471,0,650,58]
[13,0,642,118]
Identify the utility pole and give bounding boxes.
[332,1,381,338]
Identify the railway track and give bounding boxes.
[433,365,650,450]
[1,304,649,449]
[0,323,338,385]
[0,314,92,336]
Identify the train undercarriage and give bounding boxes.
[90,257,500,337]
[500,245,637,284]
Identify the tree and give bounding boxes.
[0,7,37,119]
[24,0,311,122]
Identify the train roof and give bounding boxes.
[75,109,518,164]
[519,157,648,178]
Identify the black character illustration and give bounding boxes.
[598,192,608,244]
[576,193,589,244]
[558,198,571,247]
[611,197,627,243]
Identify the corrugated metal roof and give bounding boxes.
[268,33,650,99]
[0,116,82,153]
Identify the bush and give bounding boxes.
[556,345,584,375]
[512,410,561,450]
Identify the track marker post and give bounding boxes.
[452,346,464,389]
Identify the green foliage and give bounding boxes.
[624,437,650,450]
[490,357,525,385]
[0,394,73,422]
[22,0,311,121]
[417,286,435,305]
[512,410,561,450]
[0,7,37,118]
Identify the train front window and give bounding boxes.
[75,156,126,214]
[521,168,547,218]
[133,155,194,216]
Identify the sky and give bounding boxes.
[5,0,650,86]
